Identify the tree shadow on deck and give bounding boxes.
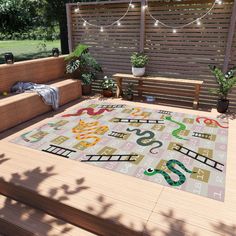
[0,151,235,236]
[212,222,236,236]
[0,156,90,235]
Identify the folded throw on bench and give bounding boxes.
[11,82,59,110]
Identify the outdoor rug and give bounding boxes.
[11,100,228,201]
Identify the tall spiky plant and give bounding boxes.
[209,65,236,100]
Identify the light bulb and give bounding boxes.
[129,3,135,8]
[74,8,80,13]
[217,0,222,4]
[154,20,159,27]
[173,29,177,33]
[83,21,87,27]
[117,21,121,26]
[197,19,201,25]
[143,5,147,10]
[100,27,104,32]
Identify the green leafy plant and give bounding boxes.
[131,52,148,68]
[125,82,134,95]
[81,73,93,85]
[65,44,89,62]
[65,44,102,85]
[209,65,236,100]
[101,76,116,90]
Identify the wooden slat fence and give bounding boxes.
[67,0,236,110]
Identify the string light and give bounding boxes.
[75,0,134,31]
[146,0,221,31]
[197,19,201,26]
[129,3,135,8]
[74,0,222,33]
[74,7,79,13]
[154,20,159,27]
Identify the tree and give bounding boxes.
[44,0,75,54]
[0,0,43,33]
[44,0,97,54]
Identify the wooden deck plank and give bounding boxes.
[0,195,97,236]
[0,97,235,235]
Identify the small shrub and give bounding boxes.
[131,52,148,68]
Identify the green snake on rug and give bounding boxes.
[144,159,195,186]
[165,116,188,140]
[126,128,163,154]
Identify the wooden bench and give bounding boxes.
[112,73,203,109]
[0,56,82,132]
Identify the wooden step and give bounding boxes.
[0,195,97,236]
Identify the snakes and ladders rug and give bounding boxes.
[11,100,228,201]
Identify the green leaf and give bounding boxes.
[65,44,89,61]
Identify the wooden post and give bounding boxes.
[193,84,201,110]
[223,0,236,73]
[66,4,73,53]
[139,0,146,53]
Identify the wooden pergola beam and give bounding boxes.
[139,0,146,52]
[223,0,236,73]
[66,4,73,53]
[67,0,142,6]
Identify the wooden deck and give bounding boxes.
[0,97,236,236]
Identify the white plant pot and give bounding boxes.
[132,67,145,77]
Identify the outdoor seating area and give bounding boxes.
[0,56,82,132]
[0,0,236,235]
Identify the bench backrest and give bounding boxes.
[0,56,66,92]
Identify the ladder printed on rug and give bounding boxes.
[42,145,76,158]
[98,105,126,108]
[158,110,172,115]
[192,132,211,140]
[81,154,138,162]
[108,131,127,139]
[174,144,224,172]
[113,118,164,124]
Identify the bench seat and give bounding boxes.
[0,78,81,133]
[112,73,204,109]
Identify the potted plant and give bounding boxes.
[101,76,116,97]
[209,65,236,113]
[130,52,148,77]
[65,44,102,95]
[124,83,134,101]
[81,73,93,95]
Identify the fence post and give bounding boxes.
[223,0,236,73]
[139,0,146,53]
[66,4,73,53]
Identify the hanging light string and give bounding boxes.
[74,0,134,30]
[74,0,222,32]
[146,0,222,29]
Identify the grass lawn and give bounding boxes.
[0,40,60,64]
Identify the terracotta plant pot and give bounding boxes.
[217,99,229,113]
[82,84,92,95]
[102,89,113,97]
